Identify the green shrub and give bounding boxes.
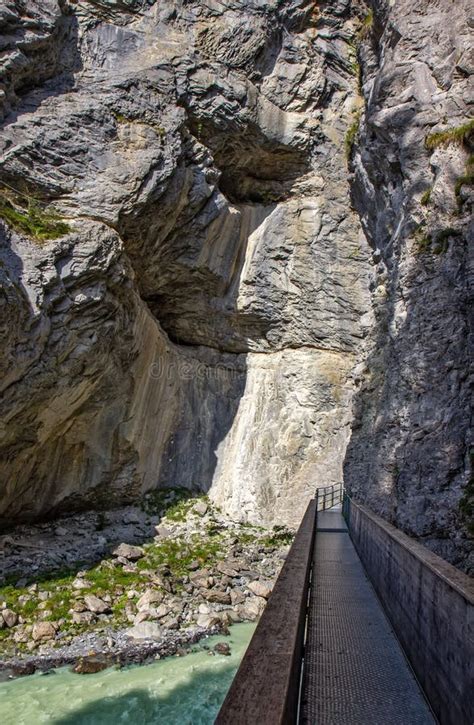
[420,188,432,206]
[425,119,474,150]
[357,10,374,41]
[415,226,460,254]
[345,111,361,159]
[141,486,194,516]
[0,196,70,242]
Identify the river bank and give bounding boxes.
[0,490,291,675]
[0,622,256,724]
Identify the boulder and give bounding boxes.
[2,609,18,628]
[217,562,240,577]
[214,642,231,656]
[163,616,180,630]
[247,580,273,599]
[203,590,231,605]
[72,601,88,613]
[133,611,150,625]
[193,500,208,516]
[32,622,57,642]
[239,595,266,621]
[72,578,89,590]
[126,622,163,640]
[190,569,211,589]
[136,589,163,611]
[153,604,170,619]
[13,626,30,643]
[230,590,246,605]
[84,595,111,614]
[73,656,110,674]
[226,609,242,624]
[196,614,221,628]
[112,543,144,560]
[11,662,36,676]
[72,611,96,625]
[154,525,172,539]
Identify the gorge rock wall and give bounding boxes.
[0,0,471,570]
[344,0,473,571]
[0,0,373,529]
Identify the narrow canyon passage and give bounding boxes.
[0,0,472,722]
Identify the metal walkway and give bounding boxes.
[300,509,435,724]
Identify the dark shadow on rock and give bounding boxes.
[343,90,472,568]
[1,12,82,132]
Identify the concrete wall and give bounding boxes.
[345,499,474,725]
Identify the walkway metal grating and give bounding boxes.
[300,510,435,725]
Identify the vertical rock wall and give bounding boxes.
[344,0,473,571]
[0,0,373,528]
[1,0,470,569]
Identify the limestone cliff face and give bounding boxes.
[0,0,372,528]
[0,0,471,569]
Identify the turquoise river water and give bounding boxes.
[0,623,255,725]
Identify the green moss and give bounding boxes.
[415,225,460,254]
[137,533,223,579]
[260,525,294,549]
[357,10,373,42]
[141,487,194,516]
[0,197,70,242]
[237,532,258,545]
[21,599,40,617]
[44,591,74,621]
[414,225,432,253]
[83,564,146,594]
[425,120,474,150]
[420,188,432,206]
[165,497,197,523]
[345,111,361,160]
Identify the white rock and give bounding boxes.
[196,614,221,629]
[32,621,57,641]
[136,589,163,611]
[112,543,144,560]
[126,622,163,640]
[153,604,170,619]
[193,500,208,516]
[72,578,89,590]
[2,609,18,628]
[84,595,110,614]
[247,580,273,599]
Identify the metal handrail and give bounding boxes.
[315,482,344,511]
[216,500,317,724]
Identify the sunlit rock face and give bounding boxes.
[0,0,374,529]
[1,0,470,567]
